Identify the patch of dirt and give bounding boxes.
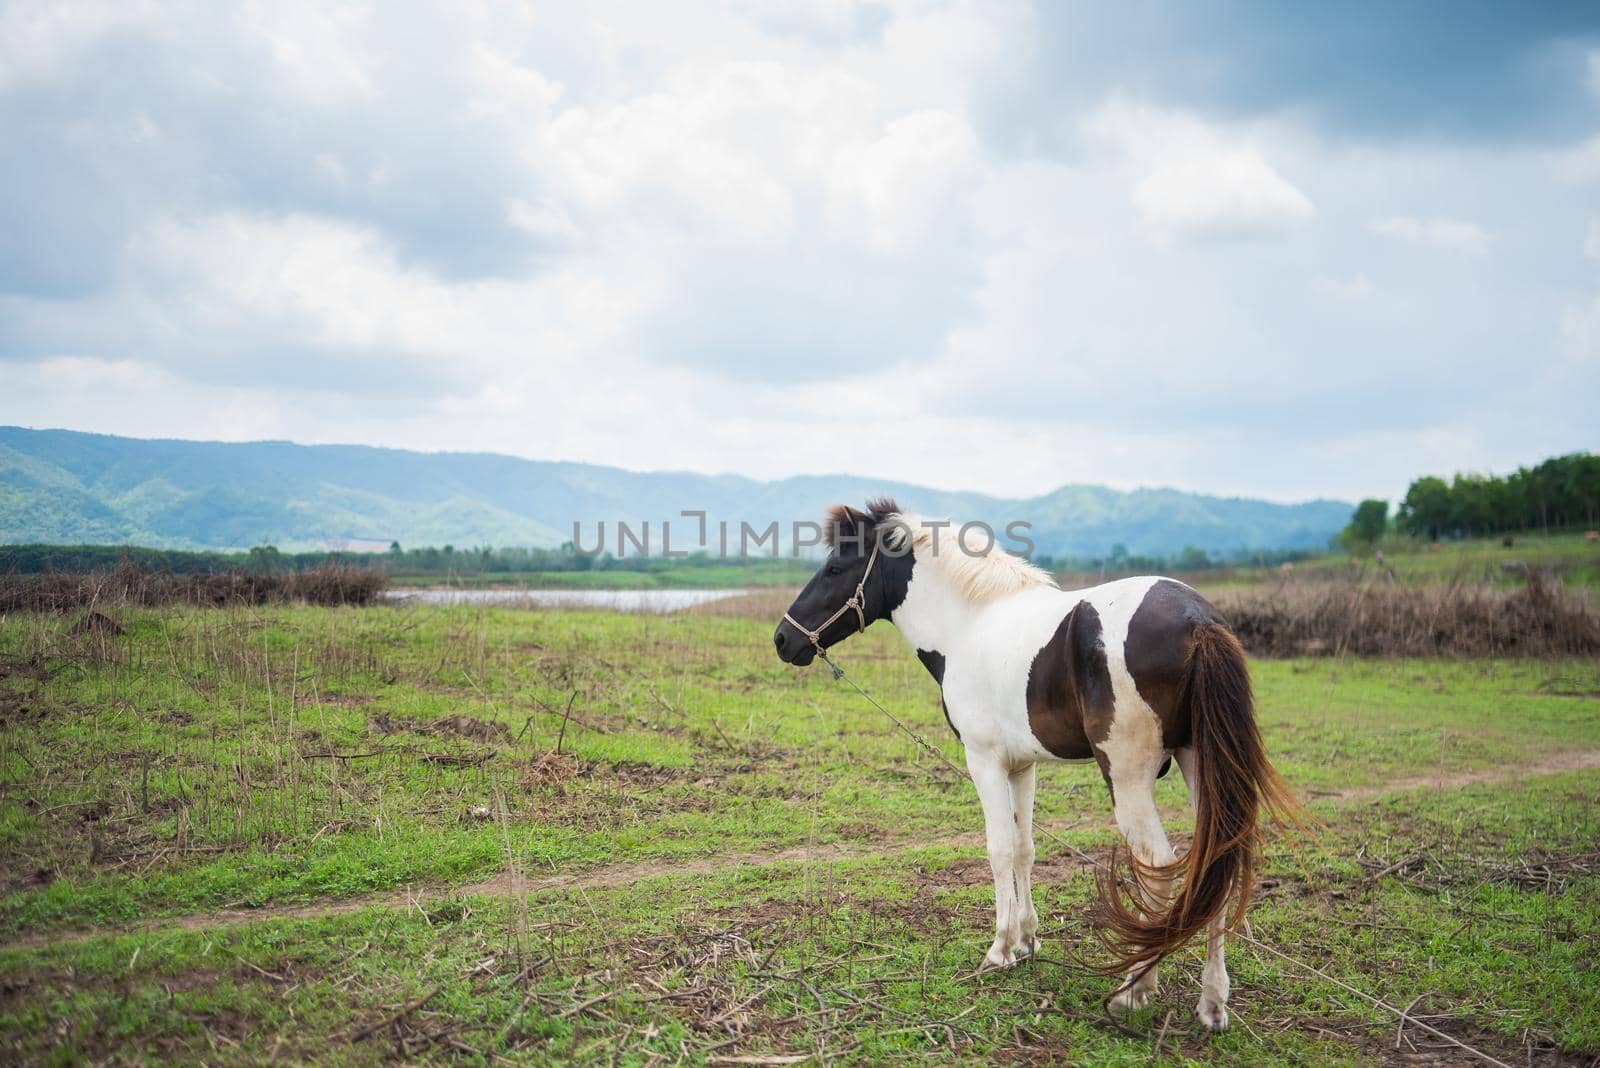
[1289,1012,1585,1066]
[1312,747,1600,801]
[611,761,690,786]
[0,690,46,729]
[369,710,511,743]
[0,653,55,682]
[910,849,1109,894]
[0,862,56,896]
[517,752,693,796]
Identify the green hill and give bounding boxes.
[0,427,1350,558]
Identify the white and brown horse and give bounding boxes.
[773,499,1296,1031]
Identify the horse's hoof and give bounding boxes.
[1107,986,1150,1015]
[1197,999,1229,1032]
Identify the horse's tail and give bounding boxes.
[1095,622,1300,977]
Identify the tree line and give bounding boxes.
[1339,452,1600,547]
[2,538,1316,578]
[1394,452,1600,541]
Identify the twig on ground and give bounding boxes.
[349,984,444,1042]
[1235,932,1512,1068]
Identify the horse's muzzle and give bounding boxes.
[773,623,815,665]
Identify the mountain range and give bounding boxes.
[0,426,1351,559]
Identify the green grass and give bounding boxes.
[1281,530,1600,588]
[2,601,1598,1063]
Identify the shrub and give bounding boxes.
[1213,573,1600,658]
[0,562,387,612]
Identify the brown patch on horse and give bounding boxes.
[1123,579,1226,752]
[1022,601,1110,763]
[916,648,960,740]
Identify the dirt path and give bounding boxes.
[1309,746,1600,801]
[8,748,1600,952]
[2,833,998,952]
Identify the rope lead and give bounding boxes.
[817,650,967,779]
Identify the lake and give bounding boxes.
[384,588,749,613]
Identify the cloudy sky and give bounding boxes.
[2,1,1597,504]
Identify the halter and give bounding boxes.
[782,538,882,654]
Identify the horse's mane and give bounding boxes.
[824,497,1053,604]
[882,509,1057,604]
[824,497,900,546]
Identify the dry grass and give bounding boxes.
[1213,573,1600,658]
[0,560,387,612]
[687,588,799,620]
[686,576,1600,660]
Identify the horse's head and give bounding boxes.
[774,498,905,665]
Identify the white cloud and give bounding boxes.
[826,109,980,253]
[1084,99,1315,243]
[3,207,651,402]
[0,0,152,91]
[504,197,582,246]
[1368,216,1490,253]
[235,1,380,102]
[1312,272,1374,299]
[1132,152,1315,242]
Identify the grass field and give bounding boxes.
[1286,531,1600,589]
[2,598,1598,1064]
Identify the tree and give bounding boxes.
[246,544,284,574]
[1398,477,1451,540]
[1340,499,1388,549]
[1564,454,1600,527]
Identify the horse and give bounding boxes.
[772,498,1297,1031]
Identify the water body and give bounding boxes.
[384,588,748,613]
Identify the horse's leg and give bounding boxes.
[1104,749,1177,1014]
[968,752,1023,969]
[1175,746,1230,1030]
[1010,763,1040,956]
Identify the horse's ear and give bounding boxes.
[825,504,872,547]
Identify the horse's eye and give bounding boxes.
[826,564,842,576]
